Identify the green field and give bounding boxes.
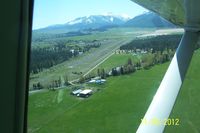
[30,27,155,89]
[30,38,134,89]
[30,27,180,90]
[29,27,199,132]
[28,53,169,133]
[28,49,200,133]
[91,53,140,73]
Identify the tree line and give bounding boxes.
[30,44,76,74]
[30,43,101,74]
[32,74,70,91]
[120,34,182,52]
[111,58,136,76]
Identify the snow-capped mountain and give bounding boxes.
[66,14,130,25]
[35,14,131,33]
[34,12,176,34]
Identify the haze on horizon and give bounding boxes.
[33,0,148,29]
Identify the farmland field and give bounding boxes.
[28,48,200,133]
[30,27,155,89]
[28,3,198,131]
[28,61,169,133]
[28,27,194,133]
[29,28,183,90]
[90,53,140,74]
[30,38,133,88]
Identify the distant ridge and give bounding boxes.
[33,12,176,34]
[34,14,130,33]
[124,12,175,28]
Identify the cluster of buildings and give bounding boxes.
[115,49,148,55]
[70,77,106,98]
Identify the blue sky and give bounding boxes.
[33,0,148,29]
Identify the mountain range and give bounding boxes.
[125,12,175,28]
[34,12,175,34]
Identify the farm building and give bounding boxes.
[88,78,106,84]
[95,79,106,84]
[77,89,93,98]
[71,89,83,95]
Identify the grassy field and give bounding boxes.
[28,56,169,133]
[30,27,182,90]
[28,49,200,133]
[91,53,140,73]
[30,38,133,88]
[164,49,200,133]
[29,27,196,132]
[30,27,153,89]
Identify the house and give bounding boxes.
[108,71,112,76]
[141,50,147,54]
[88,76,101,83]
[95,79,106,84]
[101,79,106,82]
[116,67,121,72]
[88,79,96,83]
[77,89,93,98]
[79,51,83,55]
[70,49,75,54]
[136,49,141,53]
[88,78,106,84]
[71,89,82,95]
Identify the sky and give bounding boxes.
[33,0,148,29]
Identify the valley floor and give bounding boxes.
[29,28,183,91]
[28,62,169,133]
[28,49,200,133]
[28,28,200,133]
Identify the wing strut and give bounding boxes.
[137,31,199,133]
